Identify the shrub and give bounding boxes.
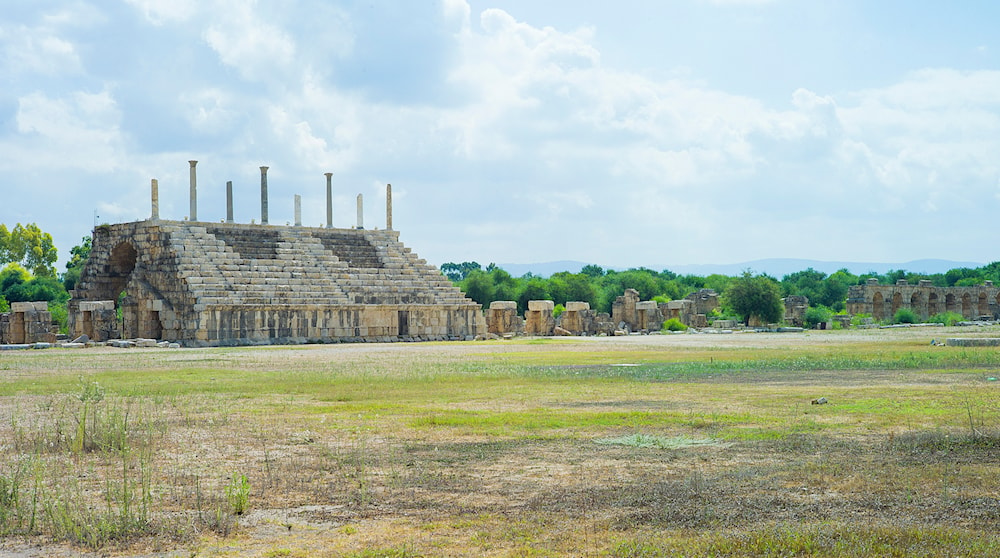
[553,304,565,318]
[804,306,832,329]
[662,318,688,332]
[928,311,964,326]
[893,308,918,324]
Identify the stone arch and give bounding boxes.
[872,291,885,321]
[106,241,138,301]
[891,291,903,318]
[978,291,989,318]
[945,293,957,314]
[927,291,939,316]
[962,293,973,319]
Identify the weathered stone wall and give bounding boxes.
[559,301,594,334]
[612,289,640,331]
[846,279,999,322]
[525,300,555,335]
[486,301,523,335]
[70,220,484,346]
[0,302,57,344]
[66,300,119,341]
[784,295,809,327]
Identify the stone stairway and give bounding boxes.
[164,225,472,308]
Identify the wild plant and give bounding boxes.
[226,473,251,515]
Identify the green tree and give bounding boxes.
[0,223,59,277]
[441,261,481,283]
[580,264,605,278]
[723,272,784,326]
[490,267,518,302]
[63,235,93,291]
[516,276,551,313]
[460,269,494,307]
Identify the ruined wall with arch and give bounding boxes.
[846,278,999,322]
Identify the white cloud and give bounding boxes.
[124,0,198,25]
[202,3,296,81]
[8,90,125,173]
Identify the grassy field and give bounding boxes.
[0,328,998,556]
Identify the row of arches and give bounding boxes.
[870,290,999,322]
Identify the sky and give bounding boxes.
[3,0,1000,272]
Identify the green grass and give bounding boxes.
[2,331,1000,554]
[611,523,1000,557]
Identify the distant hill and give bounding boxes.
[497,258,986,278]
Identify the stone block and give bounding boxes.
[528,300,554,312]
[489,301,517,310]
[565,301,590,311]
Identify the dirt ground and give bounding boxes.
[1,327,998,556]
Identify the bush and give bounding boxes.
[893,308,918,324]
[928,311,964,326]
[662,318,688,332]
[553,304,565,318]
[804,306,832,329]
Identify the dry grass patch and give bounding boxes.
[1,328,999,555]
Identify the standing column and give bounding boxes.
[226,181,234,223]
[188,160,198,221]
[356,194,364,229]
[294,194,302,226]
[325,172,333,228]
[150,178,159,220]
[260,166,269,224]
[385,183,393,230]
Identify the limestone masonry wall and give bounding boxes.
[69,220,484,346]
[846,279,999,322]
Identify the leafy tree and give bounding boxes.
[723,272,784,326]
[490,267,518,302]
[517,276,551,313]
[945,267,980,287]
[0,263,29,293]
[0,223,58,277]
[441,261,481,283]
[63,235,93,291]
[551,272,597,307]
[460,269,494,306]
[580,264,605,278]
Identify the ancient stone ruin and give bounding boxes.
[484,288,721,337]
[68,166,484,347]
[846,279,1000,322]
[0,302,57,345]
[783,295,809,327]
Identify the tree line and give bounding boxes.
[441,260,1000,326]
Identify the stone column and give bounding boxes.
[386,183,392,230]
[188,160,198,221]
[260,166,269,225]
[325,172,333,228]
[226,181,234,223]
[150,178,159,220]
[294,194,302,226]
[356,194,364,229]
